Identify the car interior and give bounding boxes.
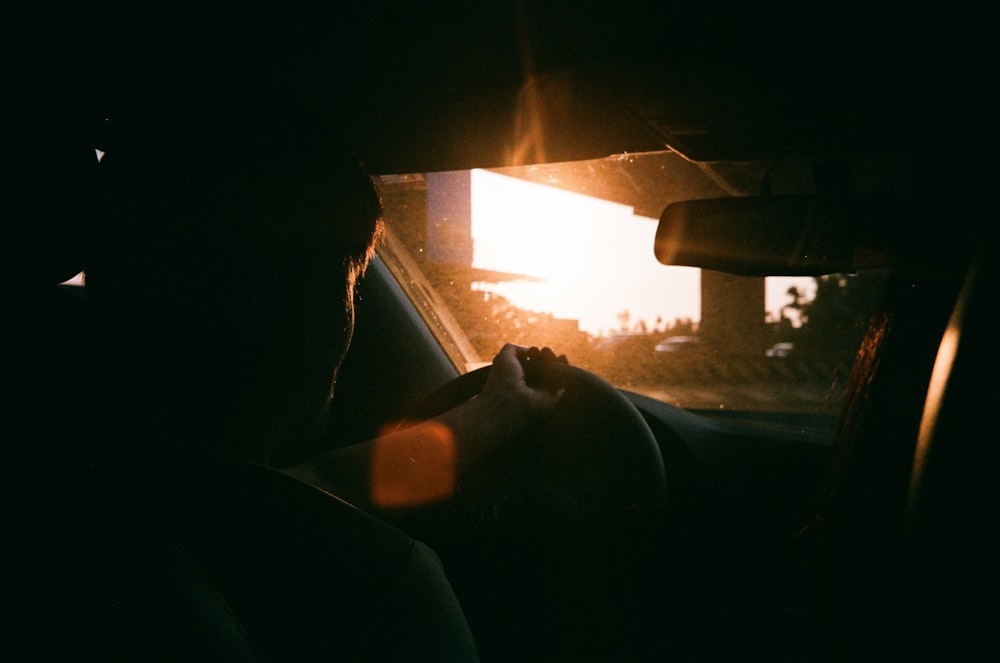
[4,1,998,660]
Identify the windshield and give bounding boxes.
[377,150,888,418]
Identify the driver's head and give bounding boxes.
[86,107,383,463]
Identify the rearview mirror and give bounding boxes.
[654,194,910,276]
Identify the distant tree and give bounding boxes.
[782,284,809,327]
[617,309,631,331]
[666,317,697,336]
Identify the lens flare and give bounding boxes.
[371,421,457,508]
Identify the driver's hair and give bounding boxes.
[85,107,384,460]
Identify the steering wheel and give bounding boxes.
[395,359,668,659]
[396,358,666,540]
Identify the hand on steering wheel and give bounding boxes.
[404,346,666,530]
[476,344,568,434]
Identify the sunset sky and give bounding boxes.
[470,169,812,336]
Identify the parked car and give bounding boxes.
[6,1,996,661]
[654,336,701,353]
[765,341,795,358]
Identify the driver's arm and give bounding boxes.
[283,344,564,516]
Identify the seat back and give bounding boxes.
[903,227,1000,657]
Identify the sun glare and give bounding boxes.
[470,169,700,336]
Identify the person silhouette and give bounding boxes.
[77,92,564,660]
